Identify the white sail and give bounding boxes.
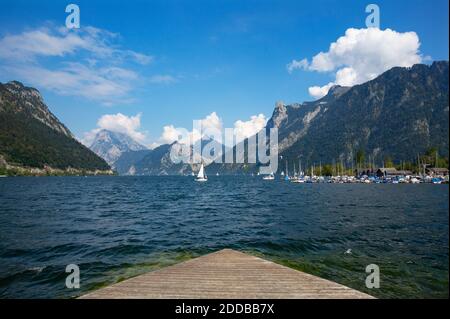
[195,163,207,182]
[197,164,205,179]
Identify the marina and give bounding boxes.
[260,167,449,184]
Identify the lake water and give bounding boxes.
[0,176,448,299]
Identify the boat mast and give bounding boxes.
[285,160,288,177]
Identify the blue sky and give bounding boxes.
[0,0,448,147]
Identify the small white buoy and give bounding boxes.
[344,249,352,255]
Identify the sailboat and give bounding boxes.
[284,160,290,181]
[291,162,301,183]
[195,163,208,182]
[263,172,275,180]
[299,159,305,183]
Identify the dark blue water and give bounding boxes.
[0,176,448,299]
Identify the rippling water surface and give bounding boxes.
[0,176,448,298]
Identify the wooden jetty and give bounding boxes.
[80,249,374,299]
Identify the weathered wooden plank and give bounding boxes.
[80,249,374,299]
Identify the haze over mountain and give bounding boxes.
[0,81,110,172]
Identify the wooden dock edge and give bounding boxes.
[80,249,375,299]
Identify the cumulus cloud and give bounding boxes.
[159,125,186,144]
[233,114,267,143]
[157,112,223,145]
[288,28,423,99]
[0,26,154,105]
[82,113,148,146]
[308,83,335,99]
[200,112,223,134]
[155,112,267,147]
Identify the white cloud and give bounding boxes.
[126,51,153,65]
[288,28,423,99]
[0,26,154,105]
[233,114,267,143]
[84,111,269,150]
[160,125,185,144]
[102,67,138,81]
[82,113,148,146]
[97,113,146,142]
[0,26,152,64]
[84,112,268,150]
[308,83,335,100]
[286,58,308,74]
[4,63,136,104]
[201,112,223,134]
[0,29,87,60]
[149,75,177,84]
[154,112,267,146]
[157,112,223,145]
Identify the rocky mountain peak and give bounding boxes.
[89,129,148,166]
[326,85,351,98]
[6,81,44,103]
[267,101,288,128]
[7,80,25,88]
[273,62,449,165]
[0,81,110,171]
[1,81,72,138]
[431,60,449,72]
[95,129,114,143]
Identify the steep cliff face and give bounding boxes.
[274,61,449,165]
[0,81,110,170]
[0,81,73,137]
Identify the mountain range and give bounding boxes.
[112,138,227,175]
[274,61,449,166]
[1,61,448,176]
[110,61,449,175]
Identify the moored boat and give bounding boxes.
[263,173,275,180]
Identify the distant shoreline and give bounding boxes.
[0,164,115,177]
